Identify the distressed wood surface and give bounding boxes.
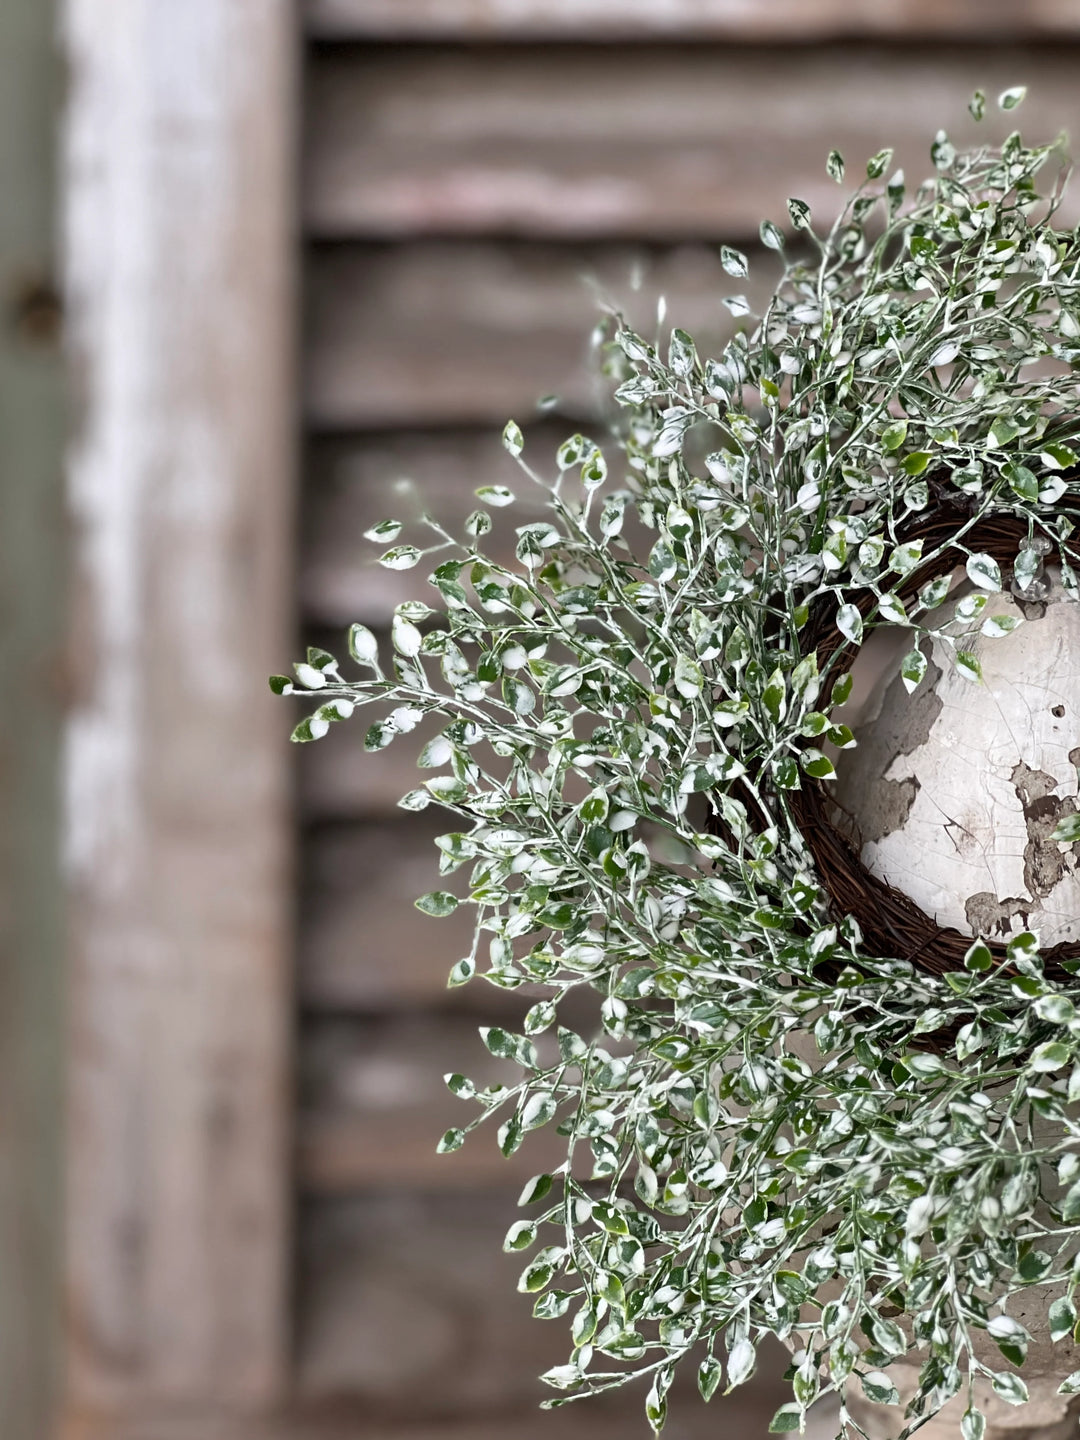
[305,0,1080,40]
[62,0,298,1414]
[306,46,1080,240]
[66,1393,839,1440]
[298,1015,568,1191]
[306,241,754,427]
[0,1,66,1438]
[299,820,475,1005]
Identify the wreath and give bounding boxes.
[276,88,1080,1438]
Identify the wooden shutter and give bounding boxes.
[60,2,298,1429]
[48,3,1080,1438]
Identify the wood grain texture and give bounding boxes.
[64,1389,836,1440]
[62,0,298,1414]
[306,241,755,427]
[298,1014,569,1191]
[0,1,66,1437]
[299,819,474,1006]
[306,46,1080,240]
[305,0,1080,40]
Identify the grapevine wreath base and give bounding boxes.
[278,95,1080,1439]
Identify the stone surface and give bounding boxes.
[834,576,1080,946]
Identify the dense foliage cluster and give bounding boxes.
[277,91,1080,1437]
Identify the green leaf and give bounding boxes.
[1030,1042,1071,1072]
[902,450,933,476]
[787,198,811,230]
[759,218,784,251]
[720,246,748,278]
[881,418,908,451]
[931,130,956,171]
[962,1407,986,1440]
[292,713,332,743]
[1050,1296,1077,1342]
[862,1370,900,1406]
[363,517,402,543]
[762,667,787,723]
[772,756,801,791]
[871,1315,907,1358]
[1005,462,1039,503]
[1008,931,1040,963]
[1059,1371,1080,1395]
[1042,441,1079,470]
[801,750,836,781]
[726,1337,757,1389]
[503,1220,538,1252]
[768,1403,803,1433]
[991,1371,1028,1406]
[998,85,1027,111]
[982,614,1021,639]
[956,651,982,684]
[826,149,845,183]
[379,545,422,570]
[698,1356,723,1402]
[437,1128,465,1153]
[518,1173,554,1206]
[502,419,524,456]
[645,1381,667,1434]
[674,653,705,700]
[416,891,459,917]
[837,604,863,645]
[447,957,474,987]
[1052,813,1080,843]
[901,648,927,693]
[964,939,994,972]
[867,147,893,179]
[989,415,1020,448]
[1036,993,1075,1024]
[966,553,1002,591]
[475,484,516,506]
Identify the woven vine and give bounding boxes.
[277,90,1080,1438]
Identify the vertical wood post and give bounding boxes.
[61,0,298,1419]
[0,2,66,1438]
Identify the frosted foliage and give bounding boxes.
[276,100,1080,1440]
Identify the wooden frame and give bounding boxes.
[61,1,299,1428]
[0,2,65,1438]
[306,0,1080,39]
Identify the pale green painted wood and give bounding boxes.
[0,1,66,1438]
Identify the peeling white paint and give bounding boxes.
[838,578,1080,945]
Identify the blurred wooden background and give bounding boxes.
[4,3,1080,1439]
[294,11,1080,1440]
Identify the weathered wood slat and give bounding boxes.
[306,47,1080,240]
[305,0,1080,41]
[306,241,752,428]
[62,0,297,1414]
[301,430,559,625]
[0,2,65,1438]
[298,1015,568,1191]
[295,1195,793,1426]
[299,819,478,1007]
[65,1391,838,1440]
